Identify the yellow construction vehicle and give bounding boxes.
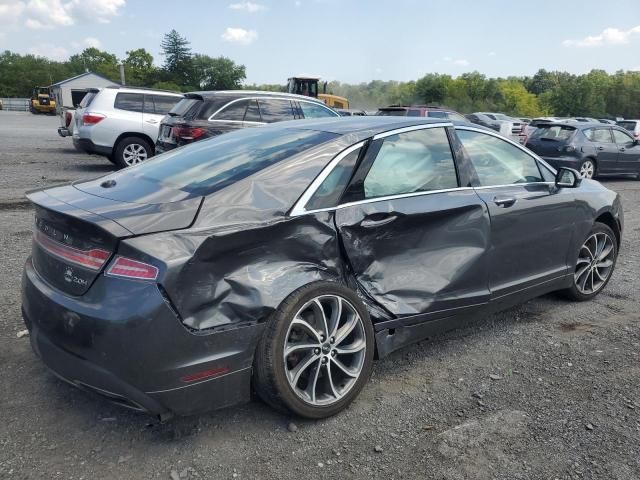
[287,76,349,109]
[30,87,56,114]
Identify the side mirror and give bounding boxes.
[555,167,582,188]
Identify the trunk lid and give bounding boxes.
[27,180,203,296]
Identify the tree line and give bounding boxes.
[0,30,247,97]
[1,33,638,118]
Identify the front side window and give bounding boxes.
[456,129,543,186]
[258,99,295,122]
[612,129,634,144]
[299,101,337,118]
[114,93,144,113]
[214,100,249,121]
[363,127,458,199]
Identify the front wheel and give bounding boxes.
[113,136,152,169]
[579,159,596,179]
[563,222,618,301]
[253,282,374,419]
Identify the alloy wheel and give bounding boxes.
[579,160,595,179]
[574,232,615,295]
[122,143,148,166]
[283,295,366,406]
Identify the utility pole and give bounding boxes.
[119,64,126,85]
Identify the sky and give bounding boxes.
[0,0,639,84]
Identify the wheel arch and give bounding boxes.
[113,132,155,155]
[595,211,621,247]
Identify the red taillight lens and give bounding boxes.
[82,112,106,126]
[105,256,159,280]
[181,367,230,383]
[64,111,72,127]
[172,126,205,141]
[34,230,110,271]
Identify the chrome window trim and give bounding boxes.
[290,122,455,217]
[208,96,338,122]
[455,125,558,175]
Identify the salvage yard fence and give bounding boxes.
[1,98,30,112]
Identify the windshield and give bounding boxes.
[530,125,576,141]
[121,127,338,196]
[377,109,407,116]
[617,121,637,131]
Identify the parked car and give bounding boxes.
[156,91,339,154]
[525,122,640,179]
[57,88,97,138]
[524,117,559,137]
[465,113,500,131]
[476,112,525,136]
[337,109,367,116]
[617,119,640,139]
[376,105,467,121]
[72,86,183,168]
[22,117,623,419]
[598,119,617,125]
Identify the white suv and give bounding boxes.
[73,86,183,168]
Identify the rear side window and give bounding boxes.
[584,128,613,143]
[363,127,458,199]
[214,100,250,121]
[127,128,338,196]
[617,121,637,132]
[306,147,361,210]
[530,125,576,142]
[299,101,337,118]
[258,99,295,122]
[114,93,144,113]
[151,95,181,115]
[407,109,422,117]
[457,129,543,186]
[197,98,232,120]
[244,99,262,122]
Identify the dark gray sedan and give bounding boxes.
[22,117,623,419]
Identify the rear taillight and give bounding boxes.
[82,112,106,126]
[34,230,110,271]
[105,256,159,280]
[172,126,205,141]
[64,111,72,127]
[558,145,576,153]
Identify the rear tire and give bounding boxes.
[578,158,596,179]
[562,222,617,301]
[113,136,152,169]
[253,281,374,419]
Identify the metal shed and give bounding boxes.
[49,72,118,111]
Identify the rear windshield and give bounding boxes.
[168,98,202,118]
[617,121,637,131]
[123,128,339,196]
[377,109,407,116]
[530,125,576,142]
[529,119,552,127]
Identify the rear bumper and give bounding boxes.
[57,127,71,137]
[155,140,178,154]
[21,257,263,417]
[73,137,112,156]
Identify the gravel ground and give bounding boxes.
[0,111,639,480]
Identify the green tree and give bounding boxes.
[68,47,120,81]
[123,48,157,86]
[160,29,192,86]
[192,54,246,90]
[415,74,451,105]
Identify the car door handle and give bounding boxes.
[619,147,626,152]
[146,119,159,124]
[361,215,398,228]
[597,146,605,151]
[493,196,516,208]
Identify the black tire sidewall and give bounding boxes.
[565,222,618,301]
[113,136,152,169]
[255,281,375,419]
[580,158,597,179]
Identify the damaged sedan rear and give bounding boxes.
[22,117,623,419]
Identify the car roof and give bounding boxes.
[186,90,326,104]
[104,85,183,96]
[378,105,457,112]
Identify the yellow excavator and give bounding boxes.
[287,76,349,109]
[30,87,56,114]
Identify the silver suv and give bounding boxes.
[73,86,183,168]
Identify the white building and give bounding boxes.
[49,72,118,111]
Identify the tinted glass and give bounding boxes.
[126,128,338,196]
[79,91,96,108]
[258,99,295,122]
[529,119,552,127]
[197,98,233,120]
[612,129,633,143]
[617,121,637,131]
[244,99,262,122]
[169,98,201,117]
[152,95,180,115]
[364,127,458,199]
[530,125,576,142]
[114,93,144,113]
[306,147,361,210]
[214,100,249,121]
[427,111,448,118]
[377,109,407,116]
[585,128,613,143]
[407,109,422,117]
[299,101,337,118]
[457,129,543,186]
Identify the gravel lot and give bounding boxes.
[1,111,639,480]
